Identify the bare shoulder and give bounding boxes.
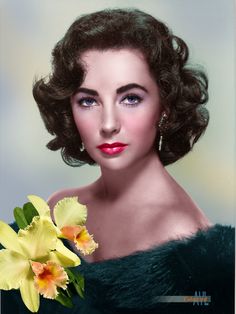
[144,201,213,249]
[157,205,213,243]
[47,182,96,210]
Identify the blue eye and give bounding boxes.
[77,97,96,108]
[122,94,142,106]
[77,94,142,109]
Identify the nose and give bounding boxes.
[100,105,121,137]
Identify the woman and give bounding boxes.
[2,8,234,314]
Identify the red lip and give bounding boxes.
[97,142,127,148]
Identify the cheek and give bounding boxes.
[73,114,96,140]
[125,113,157,139]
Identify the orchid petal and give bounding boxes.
[60,225,82,241]
[18,216,57,260]
[31,261,68,299]
[20,271,40,313]
[0,220,23,254]
[54,197,87,229]
[27,195,50,217]
[48,239,81,267]
[74,226,99,255]
[0,249,30,290]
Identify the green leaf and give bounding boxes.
[65,287,72,298]
[74,273,84,298]
[13,207,28,229]
[65,269,84,299]
[73,282,84,299]
[66,269,84,284]
[23,202,39,225]
[65,268,76,282]
[75,272,84,288]
[55,290,73,308]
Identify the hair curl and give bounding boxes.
[33,8,209,167]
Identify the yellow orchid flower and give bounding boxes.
[53,197,98,254]
[0,217,80,313]
[27,195,98,255]
[27,195,87,229]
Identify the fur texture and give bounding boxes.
[1,223,235,314]
[81,223,235,313]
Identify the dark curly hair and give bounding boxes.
[33,8,209,167]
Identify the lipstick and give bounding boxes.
[97,142,128,155]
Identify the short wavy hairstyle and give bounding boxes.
[33,8,209,167]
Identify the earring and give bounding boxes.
[80,142,85,152]
[158,135,163,152]
[158,112,168,151]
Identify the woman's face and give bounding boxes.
[71,48,162,170]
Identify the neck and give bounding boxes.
[96,151,171,204]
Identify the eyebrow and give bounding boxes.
[76,83,148,96]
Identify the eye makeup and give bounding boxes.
[76,97,97,109]
[121,94,143,107]
[76,93,143,109]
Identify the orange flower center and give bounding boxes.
[31,261,68,299]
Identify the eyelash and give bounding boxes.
[77,97,96,109]
[76,94,143,109]
[123,94,142,106]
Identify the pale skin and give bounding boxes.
[48,48,213,263]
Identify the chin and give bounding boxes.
[93,155,133,171]
[99,154,149,172]
[99,161,131,171]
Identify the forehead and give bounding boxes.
[80,48,146,64]
[79,48,154,87]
